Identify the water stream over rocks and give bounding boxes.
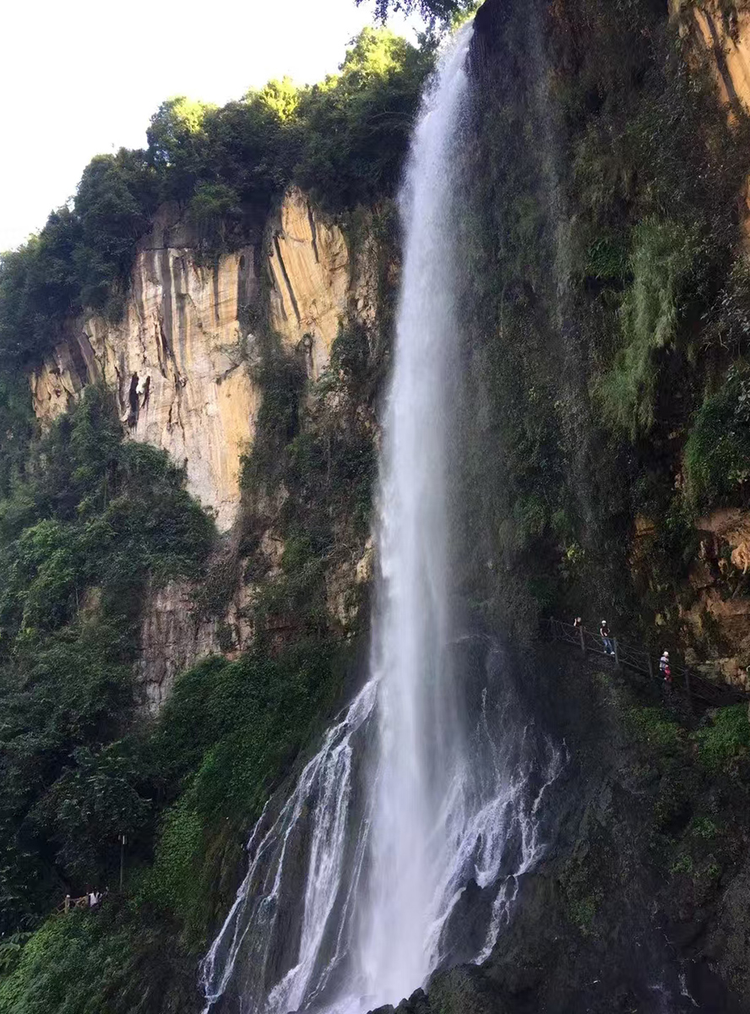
[200,26,563,1014]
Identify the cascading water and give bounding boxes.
[200,25,562,1014]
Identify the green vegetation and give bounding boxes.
[627,706,686,758]
[3,0,750,1009]
[0,22,397,1006]
[0,384,361,1005]
[460,0,750,642]
[693,703,750,773]
[622,688,747,895]
[0,387,214,931]
[684,361,750,508]
[237,319,377,637]
[0,905,197,1014]
[363,0,472,24]
[142,638,352,943]
[597,218,697,438]
[0,630,356,1013]
[0,28,432,372]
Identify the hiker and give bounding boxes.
[573,616,583,630]
[89,890,100,909]
[659,650,669,676]
[600,620,614,656]
[663,661,673,695]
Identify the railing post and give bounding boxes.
[614,638,620,669]
[580,624,585,656]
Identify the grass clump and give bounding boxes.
[0,906,199,1014]
[597,218,697,438]
[627,706,687,757]
[683,361,750,509]
[140,637,352,944]
[692,704,750,774]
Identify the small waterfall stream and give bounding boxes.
[200,25,562,1014]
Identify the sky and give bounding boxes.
[0,0,422,253]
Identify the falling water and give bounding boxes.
[200,25,562,1014]
[354,23,476,1002]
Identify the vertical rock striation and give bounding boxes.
[29,191,371,531]
[267,187,356,379]
[27,193,383,710]
[30,205,262,532]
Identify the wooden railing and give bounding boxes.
[542,618,748,707]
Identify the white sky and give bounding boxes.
[0,0,422,252]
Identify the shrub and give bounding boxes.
[0,907,200,1014]
[0,388,214,925]
[142,638,351,940]
[683,361,750,509]
[0,28,433,372]
[693,704,750,774]
[627,706,686,758]
[597,218,697,437]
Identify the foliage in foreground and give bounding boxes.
[0,634,356,1014]
[0,904,198,1014]
[0,387,214,931]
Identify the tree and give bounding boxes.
[358,0,470,24]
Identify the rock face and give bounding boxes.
[672,0,750,236]
[672,0,750,118]
[29,191,365,531]
[28,191,379,712]
[678,508,750,687]
[267,187,355,380]
[30,206,262,531]
[138,577,254,714]
[633,506,750,686]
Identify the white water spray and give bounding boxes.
[354,25,475,1001]
[200,27,562,1014]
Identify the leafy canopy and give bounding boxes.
[0,27,432,372]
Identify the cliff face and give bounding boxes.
[29,190,365,533]
[673,0,750,118]
[28,190,383,711]
[268,189,360,380]
[30,209,259,532]
[673,0,750,240]
[462,0,750,694]
[377,643,750,1014]
[137,577,254,713]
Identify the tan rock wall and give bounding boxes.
[671,1,750,117]
[30,217,262,532]
[94,244,261,532]
[29,191,367,531]
[671,1,750,236]
[28,193,381,713]
[138,578,255,714]
[267,188,353,379]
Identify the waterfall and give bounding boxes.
[200,25,562,1014]
[354,25,475,1003]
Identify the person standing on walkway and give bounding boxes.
[659,650,669,676]
[663,662,673,695]
[600,620,614,656]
